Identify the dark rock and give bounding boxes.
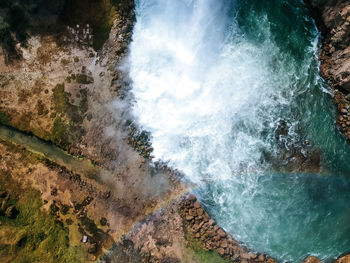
[100,217,107,226]
[5,205,19,219]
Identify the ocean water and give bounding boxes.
[129,0,350,262]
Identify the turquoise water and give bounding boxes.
[129,0,350,261]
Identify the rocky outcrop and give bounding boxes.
[305,0,350,91]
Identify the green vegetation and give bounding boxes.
[0,170,85,263]
[185,231,231,263]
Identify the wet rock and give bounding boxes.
[303,256,322,263]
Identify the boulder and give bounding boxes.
[303,256,322,263]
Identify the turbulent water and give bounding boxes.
[129,0,350,262]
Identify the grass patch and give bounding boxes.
[0,170,85,263]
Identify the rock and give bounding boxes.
[217,247,225,256]
[87,254,96,261]
[5,205,19,219]
[258,254,265,261]
[208,219,215,225]
[242,253,250,259]
[192,224,200,233]
[303,256,322,263]
[335,254,350,263]
[196,208,204,216]
[187,194,197,201]
[220,241,228,248]
[188,209,197,217]
[193,201,201,208]
[185,215,193,221]
[217,229,226,238]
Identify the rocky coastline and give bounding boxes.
[1,0,350,262]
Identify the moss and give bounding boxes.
[0,111,11,125]
[0,170,85,263]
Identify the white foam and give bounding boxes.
[128,0,295,184]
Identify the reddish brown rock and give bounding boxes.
[335,254,350,263]
[303,256,322,263]
[218,247,225,256]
